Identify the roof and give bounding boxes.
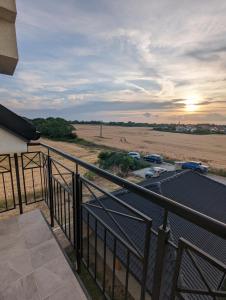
[0,104,40,141]
[83,170,226,299]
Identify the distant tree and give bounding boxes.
[98,151,149,177]
[32,117,75,139]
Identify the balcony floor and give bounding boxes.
[0,209,87,300]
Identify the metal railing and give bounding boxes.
[0,142,226,300]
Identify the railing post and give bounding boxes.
[73,172,82,273]
[47,155,54,227]
[140,220,152,300]
[152,225,170,300]
[14,153,23,214]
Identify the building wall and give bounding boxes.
[0,0,18,75]
[0,127,27,154]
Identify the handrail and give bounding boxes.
[29,142,226,239]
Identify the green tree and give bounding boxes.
[32,117,75,139]
[98,151,149,177]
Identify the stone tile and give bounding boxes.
[0,261,22,292]
[0,273,41,300]
[0,233,26,262]
[8,250,33,277]
[0,284,17,300]
[33,264,64,299]
[44,280,87,300]
[42,255,75,282]
[30,239,62,269]
[0,216,19,237]
[18,210,44,229]
[22,222,53,249]
[16,273,41,300]
[0,210,87,300]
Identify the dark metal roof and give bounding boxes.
[83,170,226,299]
[0,104,40,141]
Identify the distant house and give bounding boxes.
[0,104,40,154]
[175,125,187,133]
[84,170,226,299]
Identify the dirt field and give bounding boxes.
[75,125,226,170]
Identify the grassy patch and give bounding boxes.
[45,136,119,151]
[84,171,96,181]
[210,168,226,178]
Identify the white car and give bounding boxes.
[128,152,141,160]
[145,167,167,178]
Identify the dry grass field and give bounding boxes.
[39,138,141,189]
[75,124,226,171]
[0,138,140,216]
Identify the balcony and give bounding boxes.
[0,142,226,300]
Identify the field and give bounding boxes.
[0,137,140,217]
[75,124,226,171]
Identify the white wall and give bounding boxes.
[0,127,27,154]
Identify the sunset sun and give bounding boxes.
[185,95,200,112]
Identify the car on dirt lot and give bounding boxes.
[128,152,141,160]
[145,167,167,178]
[143,154,163,164]
[181,161,209,173]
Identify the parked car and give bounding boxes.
[128,152,141,160]
[145,167,167,178]
[181,161,209,173]
[143,154,163,164]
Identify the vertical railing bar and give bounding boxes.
[76,173,82,273]
[140,221,152,300]
[56,181,59,223]
[53,179,56,217]
[9,155,16,208]
[58,182,61,221]
[72,173,76,250]
[87,212,90,269]
[21,154,28,205]
[170,240,184,300]
[39,152,44,200]
[42,153,47,203]
[94,219,98,281]
[60,185,63,226]
[81,206,84,258]
[124,249,130,300]
[31,168,36,202]
[68,192,71,242]
[112,237,117,300]
[152,225,170,300]
[63,189,67,235]
[103,227,107,294]
[14,153,23,214]
[2,173,8,210]
[47,155,54,227]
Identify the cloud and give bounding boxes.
[1,0,226,123]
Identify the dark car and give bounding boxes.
[181,161,209,173]
[143,154,163,164]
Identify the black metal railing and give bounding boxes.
[0,142,226,300]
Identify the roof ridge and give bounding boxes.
[157,169,189,184]
[192,171,226,188]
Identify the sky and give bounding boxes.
[1,0,226,123]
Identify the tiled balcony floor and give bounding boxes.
[0,209,87,300]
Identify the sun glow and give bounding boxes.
[185,94,200,112]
